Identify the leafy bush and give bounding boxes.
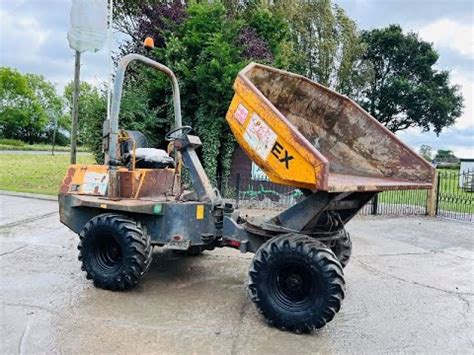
[107,1,293,181]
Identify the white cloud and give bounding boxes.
[0,9,49,57]
[0,3,116,93]
[450,70,474,129]
[398,126,474,159]
[399,18,474,156]
[419,19,474,59]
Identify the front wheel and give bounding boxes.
[78,213,152,291]
[248,234,345,333]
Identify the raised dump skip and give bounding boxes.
[226,63,435,192]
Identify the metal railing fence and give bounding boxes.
[216,170,473,223]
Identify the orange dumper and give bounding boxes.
[59,52,434,334]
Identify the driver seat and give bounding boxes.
[133,148,175,169]
[121,130,175,169]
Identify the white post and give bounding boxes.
[106,0,114,121]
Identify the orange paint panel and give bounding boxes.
[226,78,328,190]
[60,165,109,195]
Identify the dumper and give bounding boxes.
[58,50,435,334]
[226,63,435,192]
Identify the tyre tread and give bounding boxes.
[248,233,345,333]
[78,213,152,291]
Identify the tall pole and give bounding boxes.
[70,50,81,164]
[51,115,58,156]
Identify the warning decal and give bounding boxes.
[82,172,108,195]
[234,103,248,125]
[243,113,277,160]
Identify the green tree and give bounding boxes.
[359,25,463,134]
[419,144,433,161]
[110,1,291,181]
[262,0,364,94]
[0,67,38,141]
[27,73,67,143]
[435,149,458,162]
[147,3,247,180]
[0,67,64,143]
[64,82,106,160]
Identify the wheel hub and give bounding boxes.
[284,273,303,290]
[276,264,314,304]
[94,233,123,270]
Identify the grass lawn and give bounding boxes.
[0,153,96,195]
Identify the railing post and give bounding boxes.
[371,193,378,215]
[235,173,241,209]
[427,171,439,217]
[436,171,442,215]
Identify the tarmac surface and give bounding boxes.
[0,194,473,354]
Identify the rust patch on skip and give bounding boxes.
[60,167,76,193]
[119,169,175,198]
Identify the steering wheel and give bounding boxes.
[165,126,193,141]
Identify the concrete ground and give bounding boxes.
[0,194,473,354]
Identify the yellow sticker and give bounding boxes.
[196,205,204,220]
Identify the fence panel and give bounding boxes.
[220,175,428,215]
[219,175,304,210]
[436,169,474,223]
[358,189,428,216]
[218,172,473,223]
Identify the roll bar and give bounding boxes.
[108,54,182,165]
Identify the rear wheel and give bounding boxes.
[248,234,345,333]
[78,213,152,291]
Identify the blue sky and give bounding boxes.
[0,0,473,157]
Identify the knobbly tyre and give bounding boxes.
[59,42,434,333]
